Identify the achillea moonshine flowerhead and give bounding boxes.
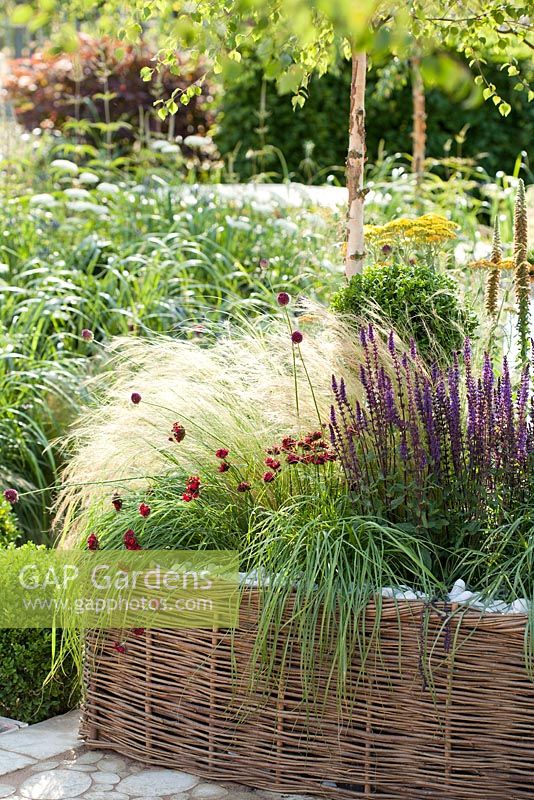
[130,392,142,405]
[263,471,276,483]
[215,448,229,459]
[81,328,94,341]
[123,529,141,550]
[277,292,291,306]
[3,489,18,504]
[139,503,151,518]
[87,533,99,550]
[112,494,123,512]
[291,330,303,345]
[237,481,251,492]
[170,422,186,443]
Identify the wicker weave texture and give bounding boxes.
[82,594,534,799]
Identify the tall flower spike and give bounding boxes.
[485,217,501,319]
[513,179,530,365]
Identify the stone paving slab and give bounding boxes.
[0,714,318,800]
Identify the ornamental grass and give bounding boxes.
[55,292,534,686]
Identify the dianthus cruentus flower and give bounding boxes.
[87,533,99,550]
[113,642,126,654]
[237,481,251,492]
[291,330,303,344]
[264,457,281,471]
[218,462,230,473]
[263,471,276,483]
[215,448,229,459]
[169,422,186,443]
[286,453,301,464]
[81,328,94,341]
[277,292,291,306]
[139,503,151,518]
[124,529,142,550]
[3,488,18,504]
[131,392,142,405]
[112,494,122,512]
[132,628,145,637]
[186,475,201,492]
[182,493,194,502]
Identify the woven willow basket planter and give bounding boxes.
[82,591,534,799]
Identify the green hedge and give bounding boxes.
[216,58,533,180]
[0,543,78,724]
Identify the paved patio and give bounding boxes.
[0,712,313,800]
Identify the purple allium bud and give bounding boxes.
[381,244,392,254]
[81,328,94,341]
[291,330,303,345]
[3,488,18,505]
[131,392,142,405]
[277,292,291,306]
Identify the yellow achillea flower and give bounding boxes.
[365,214,458,246]
[468,258,516,270]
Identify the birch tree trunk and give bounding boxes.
[411,56,426,181]
[345,50,367,279]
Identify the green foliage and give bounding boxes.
[0,544,78,723]
[0,151,341,539]
[331,260,477,359]
[215,56,534,179]
[0,499,21,548]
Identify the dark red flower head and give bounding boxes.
[287,452,301,464]
[263,471,276,483]
[132,628,145,637]
[215,448,229,459]
[139,502,151,518]
[277,292,291,307]
[170,422,186,443]
[131,392,142,405]
[281,437,296,451]
[237,481,251,493]
[185,476,201,497]
[218,461,230,473]
[87,532,99,551]
[113,642,126,654]
[3,488,18,505]
[81,328,94,341]
[123,529,142,550]
[112,494,122,512]
[182,492,194,502]
[291,330,303,345]
[265,457,281,471]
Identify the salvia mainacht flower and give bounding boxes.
[330,325,534,534]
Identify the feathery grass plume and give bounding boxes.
[513,179,530,364]
[56,304,407,545]
[485,217,501,319]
